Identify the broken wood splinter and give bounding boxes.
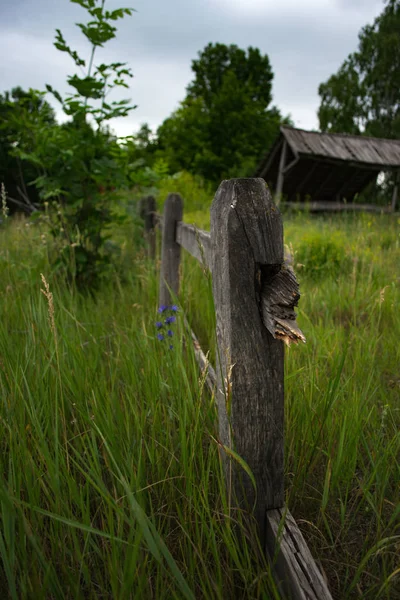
[260,265,306,346]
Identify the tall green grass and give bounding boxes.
[0,207,399,599]
[0,217,279,599]
[181,209,400,599]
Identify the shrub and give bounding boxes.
[295,231,351,280]
[156,171,214,213]
[11,0,136,289]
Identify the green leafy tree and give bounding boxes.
[157,43,291,182]
[123,123,158,168]
[0,87,56,213]
[318,0,400,139]
[13,0,136,288]
[156,97,207,175]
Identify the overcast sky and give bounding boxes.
[0,0,385,138]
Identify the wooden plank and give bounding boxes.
[210,178,285,545]
[282,201,391,213]
[391,170,399,212]
[256,133,284,179]
[275,140,287,205]
[176,221,211,270]
[159,193,183,308]
[183,315,216,396]
[266,508,333,600]
[285,128,400,166]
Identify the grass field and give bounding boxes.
[0,191,399,599]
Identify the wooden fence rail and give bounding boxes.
[141,178,332,600]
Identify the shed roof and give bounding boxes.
[280,127,400,167]
[255,126,400,203]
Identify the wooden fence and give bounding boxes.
[141,178,333,600]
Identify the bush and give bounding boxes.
[156,171,214,214]
[10,0,136,289]
[295,231,351,280]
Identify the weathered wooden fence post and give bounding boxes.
[140,195,157,259]
[159,193,183,307]
[211,178,285,545]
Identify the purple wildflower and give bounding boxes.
[169,345,173,350]
[171,305,179,312]
[158,305,167,313]
[155,321,163,329]
[165,315,176,325]
[157,333,164,341]
[167,329,173,337]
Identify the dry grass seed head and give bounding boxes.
[40,273,56,339]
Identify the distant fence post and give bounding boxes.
[140,195,157,259]
[159,193,183,308]
[210,178,284,545]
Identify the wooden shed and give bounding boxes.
[254,126,400,211]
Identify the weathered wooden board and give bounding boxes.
[176,221,211,270]
[392,171,399,212]
[266,507,333,600]
[282,201,391,213]
[275,140,288,204]
[159,194,183,308]
[282,127,400,167]
[183,315,216,396]
[211,178,285,543]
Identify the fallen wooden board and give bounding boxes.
[266,507,333,600]
[282,201,391,213]
[183,316,216,396]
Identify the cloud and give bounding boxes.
[0,0,385,137]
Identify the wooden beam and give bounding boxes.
[183,315,216,396]
[275,140,287,205]
[159,193,183,308]
[211,178,285,545]
[266,507,333,600]
[392,170,399,212]
[305,156,387,172]
[282,201,390,213]
[256,136,284,179]
[176,221,211,270]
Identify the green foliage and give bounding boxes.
[156,43,292,182]
[10,0,136,289]
[0,219,280,599]
[0,87,56,213]
[156,171,214,214]
[318,0,400,139]
[0,207,399,598]
[47,0,135,125]
[295,231,352,280]
[183,209,400,599]
[187,43,274,107]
